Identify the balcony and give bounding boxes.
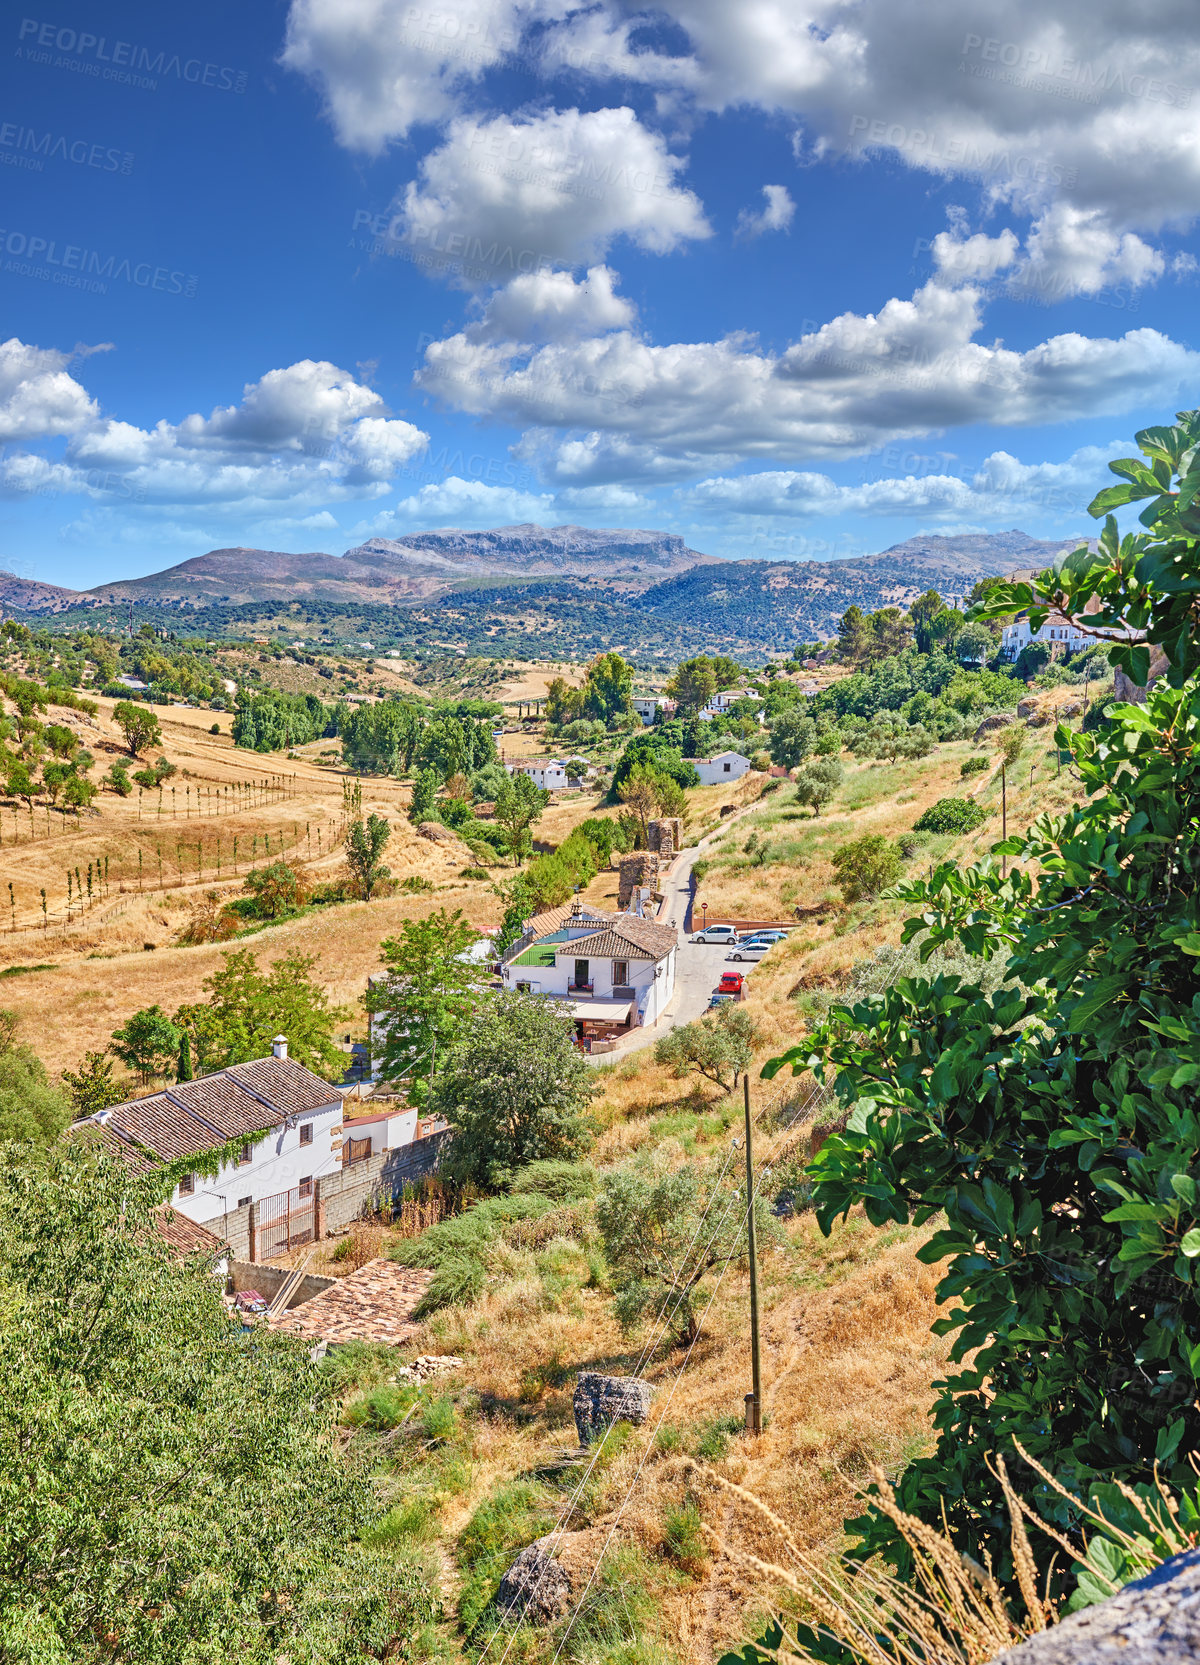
[612,984,635,1000]
[568,981,594,995]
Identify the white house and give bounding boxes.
[81,1039,347,1237]
[1001,612,1095,660]
[505,758,573,790]
[699,689,762,722]
[685,750,753,787]
[633,696,674,726]
[503,905,678,1039]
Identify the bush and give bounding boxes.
[913,796,989,835]
[960,754,990,777]
[459,866,489,880]
[412,1253,486,1316]
[508,1158,597,1202]
[830,833,904,904]
[399,875,434,893]
[661,1501,709,1573]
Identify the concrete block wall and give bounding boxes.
[316,1131,452,1236]
[227,1260,336,1309]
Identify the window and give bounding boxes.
[299,1122,313,1146]
[573,958,590,988]
[298,1176,313,1199]
[178,1172,194,1195]
[237,1195,251,1208]
[237,1143,251,1165]
[612,959,629,986]
[723,761,731,772]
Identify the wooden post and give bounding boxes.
[248,1200,259,1263]
[743,1072,762,1435]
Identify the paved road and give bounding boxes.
[587,804,769,1066]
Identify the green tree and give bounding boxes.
[955,619,996,663]
[580,650,635,726]
[103,760,133,796]
[666,656,718,716]
[176,949,349,1079]
[0,1011,72,1143]
[764,409,1200,1597]
[829,832,902,903]
[109,1006,180,1087]
[368,909,481,1095]
[408,765,439,824]
[493,771,550,864]
[243,860,304,919]
[768,707,816,770]
[654,1003,760,1091]
[836,604,871,664]
[792,757,844,816]
[0,1141,436,1664]
[596,1153,770,1345]
[908,588,944,654]
[618,762,678,841]
[432,991,596,1186]
[344,812,392,900]
[60,1049,124,1119]
[112,700,162,757]
[176,1029,193,1082]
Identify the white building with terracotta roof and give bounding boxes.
[80,1038,346,1239]
[502,905,677,1039]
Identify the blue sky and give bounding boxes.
[2,0,1198,589]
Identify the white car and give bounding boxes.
[728,943,769,962]
[692,924,739,944]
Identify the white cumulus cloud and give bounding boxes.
[468,266,636,343]
[0,338,102,444]
[736,184,796,238]
[395,107,711,283]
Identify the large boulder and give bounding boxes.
[417,821,456,843]
[988,1547,1200,1662]
[973,713,1015,742]
[573,1373,653,1444]
[495,1538,571,1623]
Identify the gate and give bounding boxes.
[257,1184,315,1259]
[343,1135,372,1167]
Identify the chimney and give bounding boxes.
[271,1035,288,1060]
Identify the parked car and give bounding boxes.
[728,943,769,962]
[692,924,739,944]
[709,991,736,1007]
[744,929,788,944]
[717,971,745,995]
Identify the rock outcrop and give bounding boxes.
[573,1373,653,1444]
[988,1547,1200,1663]
[495,1538,572,1623]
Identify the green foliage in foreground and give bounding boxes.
[762,409,1200,1609]
[0,1143,437,1664]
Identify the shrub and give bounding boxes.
[459,866,489,880]
[913,796,989,835]
[960,754,990,777]
[508,1158,597,1201]
[661,1501,709,1573]
[830,834,904,905]
[412,1253,486,1316]
[399,875,434,893]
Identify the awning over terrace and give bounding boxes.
[568,1000,633,1023]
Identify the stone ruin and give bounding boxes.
[573,1373,653,1444]
[617,851,658,909]
[647,817,683,859]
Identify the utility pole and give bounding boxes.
[743,1072,762,1436]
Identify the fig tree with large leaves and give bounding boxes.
[763,410,1200,1596]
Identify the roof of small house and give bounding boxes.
[527,901,619,938]
[557,916,678,961]
[152,1205,227,1260]
[80,1053,341,1171]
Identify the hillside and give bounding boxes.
[1,525,1090,658]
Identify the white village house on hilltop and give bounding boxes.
[502,903,677,1047]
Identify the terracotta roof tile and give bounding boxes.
[560,917,677,960]
[226,1056,342,1118]
[267,1258,434,1345]
[166,1074,285,1140]
[153,1206,227,1260]
[72,1120,162,1175]
[102,1093,222,1162]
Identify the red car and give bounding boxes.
[717,971,745,996]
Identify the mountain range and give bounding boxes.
[0,524,1090,651]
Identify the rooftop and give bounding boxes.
[561,916,678,961]
[82,1053,341,1170]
